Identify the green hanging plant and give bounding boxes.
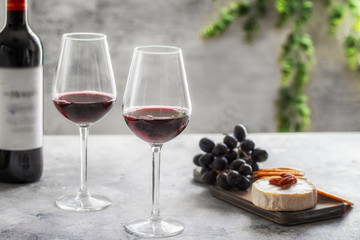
[200,0,360,132]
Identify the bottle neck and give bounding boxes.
[6,0,27,26]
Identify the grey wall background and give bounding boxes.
[1,0,360,134]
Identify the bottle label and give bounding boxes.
[7,0,26,11]
[0,67,43,150]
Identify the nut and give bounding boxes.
[269,173,297,189]
[279,176,297,189]
[269,177,282,185]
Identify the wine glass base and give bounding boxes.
[55,193,111,212]
[125,218,184,238]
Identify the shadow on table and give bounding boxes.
[248,213,350,238]
[0,182,26,192]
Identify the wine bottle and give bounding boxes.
[0,0,43,183]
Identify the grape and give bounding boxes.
[239,163,252,175]
[229,159,246,171]
[234,124,247,142]
[240,139,255,152]
[212,143,228,156]
[200,166,211,175]
[216,173,232,190]
[227,170,241,186]
[193,153,203,167]
[238,149,251,160]
[199,137,216,153]
[193,123,269,192]
[212,157,228,171]
[251,148,268,162]
[234,175,250,190]
[202,170,217,185]
[223,135,238,150]
[244,157,252,165]
[251,161,259,171]
[198,153,214,166]
[224,150,238,163]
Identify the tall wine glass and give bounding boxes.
[52,33,116,212]
[123,46,191,238]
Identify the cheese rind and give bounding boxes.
[251,178,317,211]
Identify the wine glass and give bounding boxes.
[52,33,116,212]
[122,46,191,238]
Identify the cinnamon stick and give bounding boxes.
[317,189,354,206]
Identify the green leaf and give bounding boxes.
[255,0,268,16]
[198,0,360,132]
[303,1,313,10]
[276,12,290,28]
[295,94,308,103]
[222,13,235,24]
[328,5,345,35]
[276,0,286,13]
[215,21,227,30]
[296,103,311,117]
[348,0,360,17]
[238,1,251,16]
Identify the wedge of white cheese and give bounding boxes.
[251,178,317,211]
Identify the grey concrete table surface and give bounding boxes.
[0,133,359,240]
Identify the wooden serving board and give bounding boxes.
[193,168,347,225]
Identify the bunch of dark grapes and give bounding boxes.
[193,124,268,191]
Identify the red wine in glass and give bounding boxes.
[53,91,115,125]
[53,33,116,212]
[123,106,190,144]
[123,46,191,237]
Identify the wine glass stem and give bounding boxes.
[79,126,89,196]
[150,144,163,221]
